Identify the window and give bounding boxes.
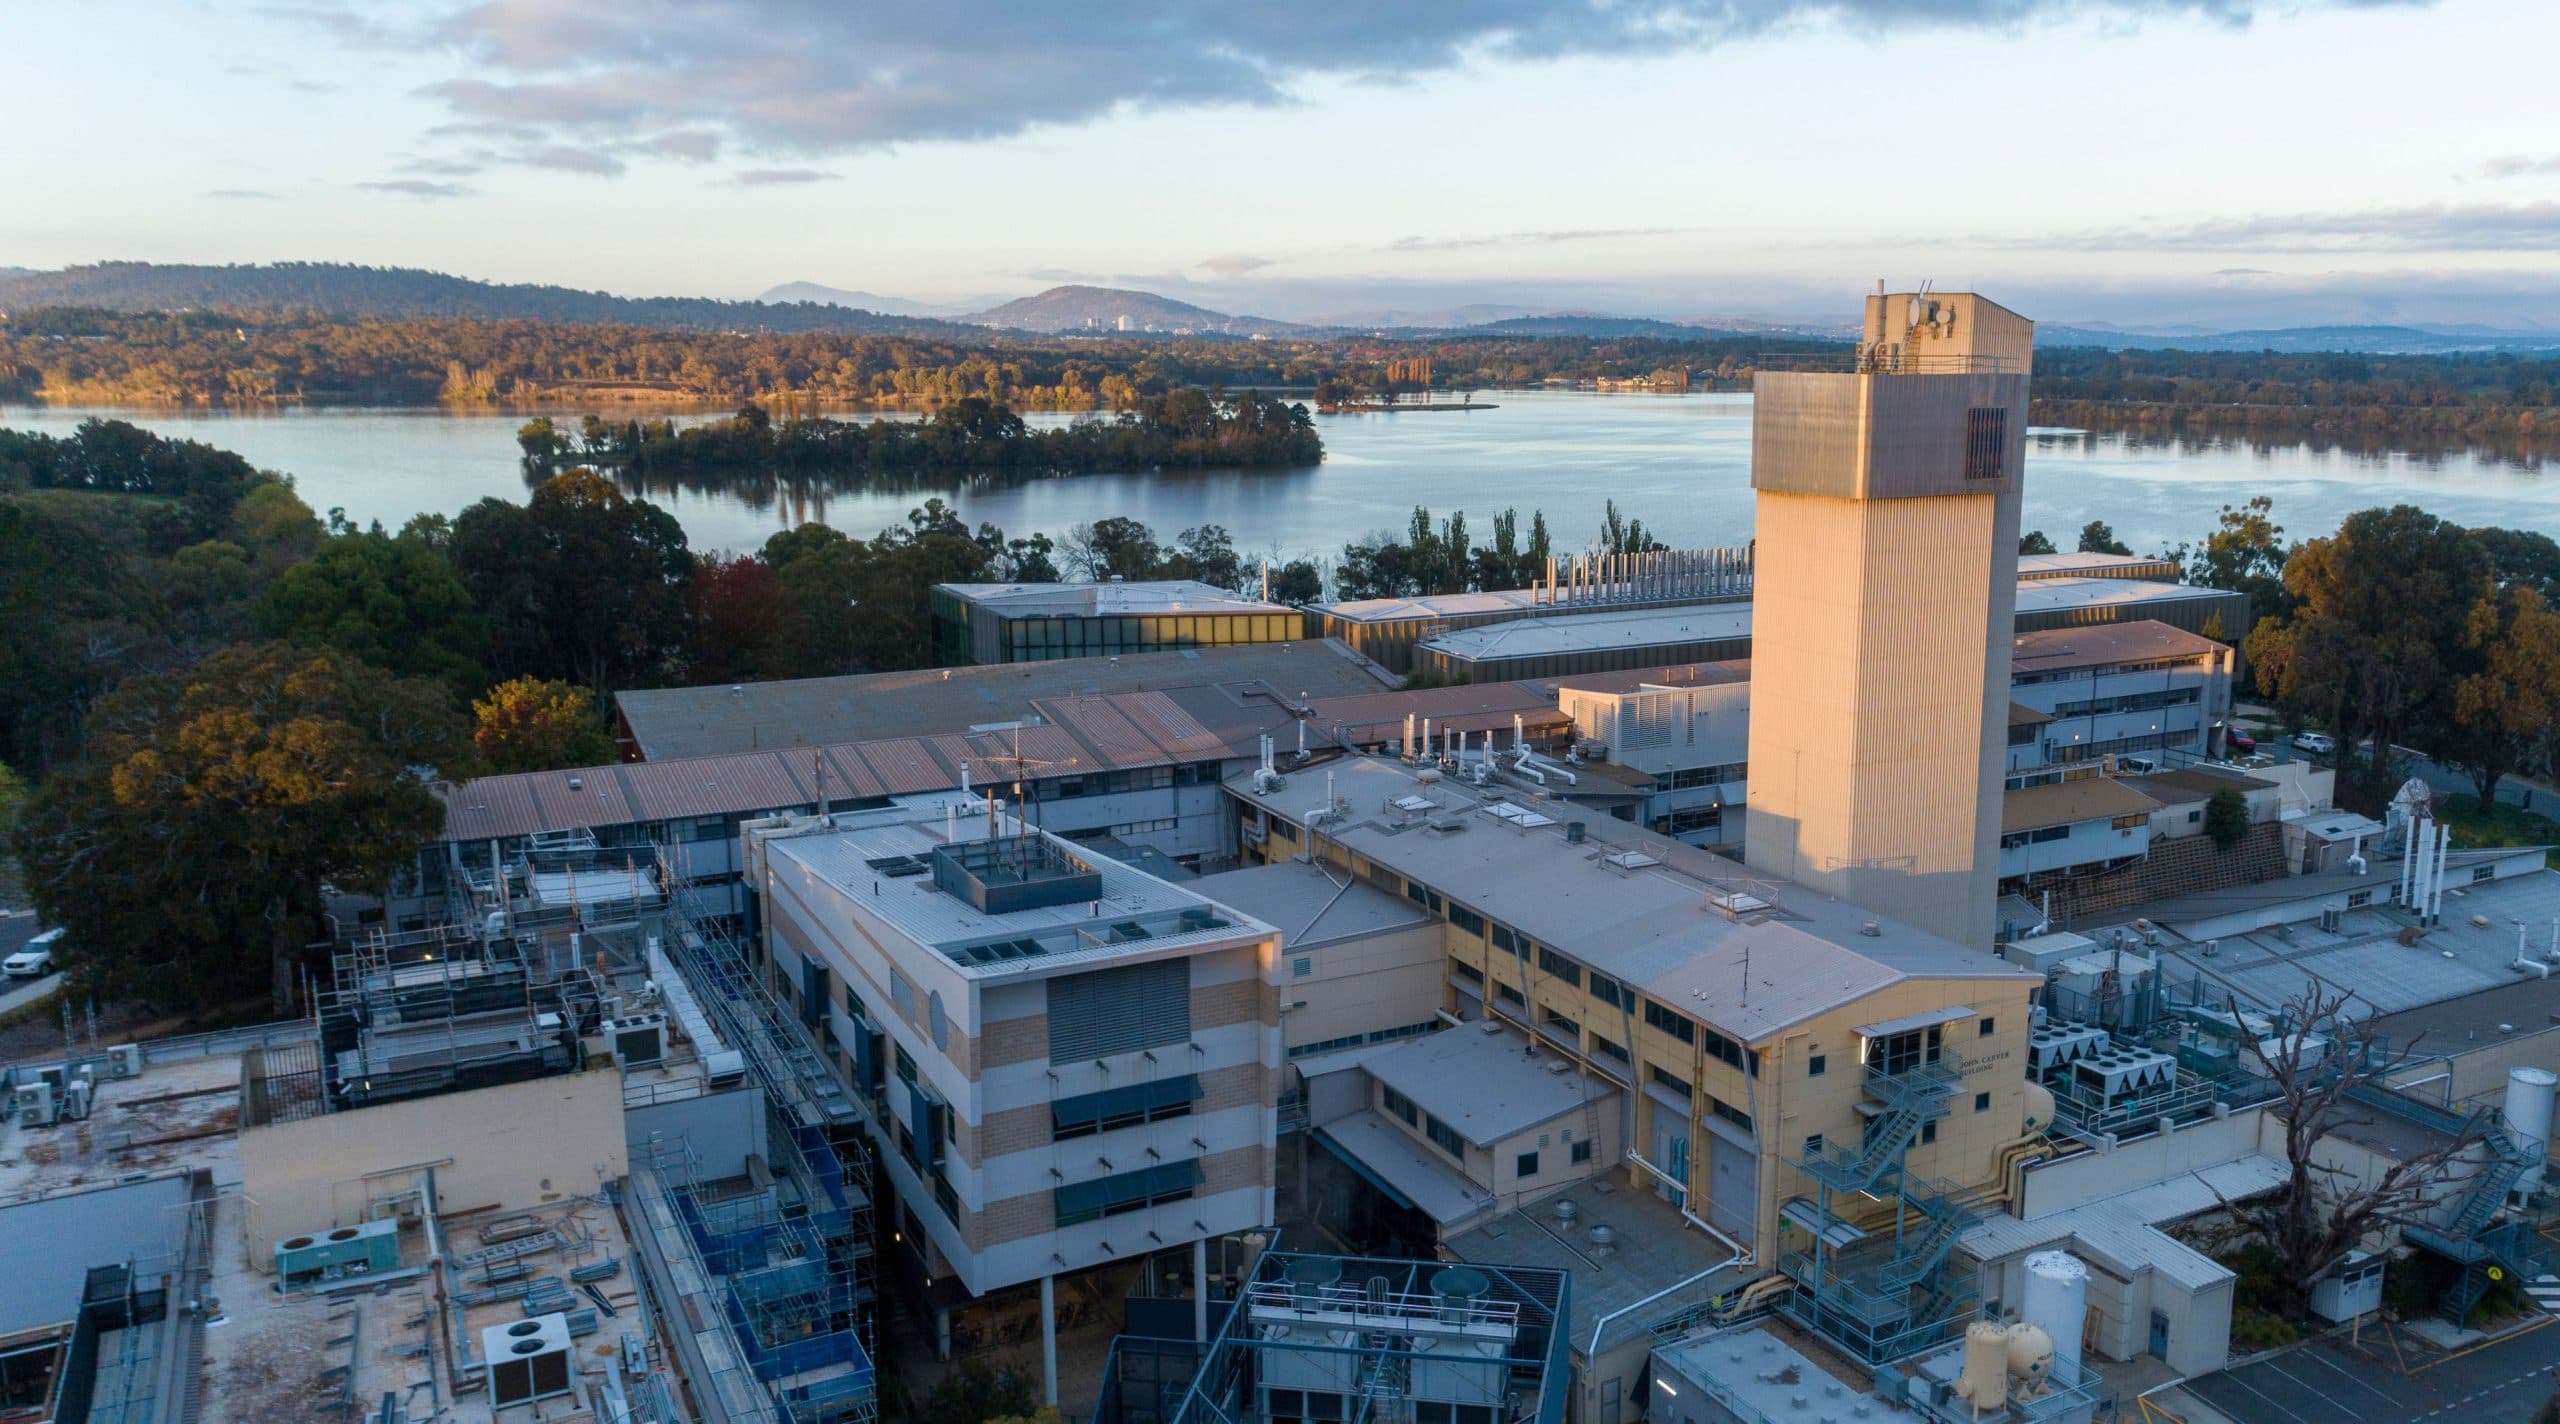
[1451,961,1485,986]
[1803,1133,1825,1159]
[1054,1160,1202,1227]
[934,1171,962,1223]
[2474,865,2497,884]
[1979,1017,1996,1038]
[1449,905,1487,936]
[1495,982,1526,1010]
[1542,1009,1580,1042]
[1704,1027,1749,1075]
[1870,1026,1942,1077]
[1589,973,1629,1011]
[1643,999,1697,1045]
[1590,1034,1630,1066]
[1571,1139,1594,1165]
[1491,925,1524,955]
[2111,813,2149,830]
[1649,1066,1692,1099]
[1920,1121,1939,1145]
[1808,1053,1827,1078]
[1975,1091,1992,1113]
[1383,1085,1419,1128]
[1052,1075,1203,1138]
[2188,809,2202,824]
[1516,1151,1540,1179]
[1425,1116,1464,1159]
[1048,959,1190,1062]
[1537,947,1582,988]
[1405,882,1444,913]
[1709,1097,1752,1132]
[1292,957,1312,979]
[1965,407,2010,481]
[894,1044,917,1084]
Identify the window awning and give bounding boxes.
[1053,1159,1201,1219]
[1854,1005,1976,1040]
[1050,1074,1202,1130]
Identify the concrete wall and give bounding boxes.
[240,1066,629,1260]
[1277,920,1446,1055]
[2015,1109,2266,1219]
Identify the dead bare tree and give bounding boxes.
[2226,982,2489,1307]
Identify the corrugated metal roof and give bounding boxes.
[1111,690,1230,761]
[619,751,811,821]
[1044,696,1162,767]
[820,745,889,801]
[855,738,948,796]
[2010,619,2225,675]
[521,767,637,830]
[2001,777,2162,833]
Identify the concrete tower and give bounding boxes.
[1741,290,2033,950]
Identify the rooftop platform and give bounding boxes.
[764,810,1273,979]
[1190,860,1434,951]
[1445,1175,1753,1354]
[1227,757,2033,1045]
[1362,1023,1616,1147]
[2001,777,2161,834]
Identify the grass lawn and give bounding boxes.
[2436,793,2560,868]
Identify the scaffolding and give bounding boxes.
[634,842,878,1424]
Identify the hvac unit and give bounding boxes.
[603,1014,666,1067]
[2026,1024,2111,1075]
[274,1218,401,1285]
[1407,1268,1516,1410]
[483,1314,577,1407]
[2320,903,2346,934]
[2069,1048,2177,1108]
[106,1044,142,1079]
[11,1081,56,1129]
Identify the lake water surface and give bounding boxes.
[5,392,2551,561]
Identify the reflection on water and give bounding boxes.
[3,391,2551,560]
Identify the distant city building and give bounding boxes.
[929,580,1303,665]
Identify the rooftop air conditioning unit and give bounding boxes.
[484,1315,576,1408]
[2320,904,2345,935]
[606,1014,666,1067]
[107,1044,142,1079]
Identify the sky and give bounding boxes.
[7,0,2560,328]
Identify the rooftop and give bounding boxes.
[610,637,1391,761]
[1309,680,1573,747]
[2124,767,2275,806]
[935,579,1294,619]
[2009,619,2225,676]
[2016,551,2184,582]
[1189,860,1435,951]
[1963,1153,2286,1292]
[764,809,1273,979]
[1316,1111,1499,1227]
[1419,578,2237,667]
[1228,757,2033,1044]
[1654,1322,1900,1420]
[2001,777,2162,834]
[1542,659,1754,696]
[2143,856,2560,1017]
[1363,1023,1617,1146]
[1445,1174,1754,1353]
[445,676,1347,842]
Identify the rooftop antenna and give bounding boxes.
[980,724,1077,873]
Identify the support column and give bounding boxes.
[1041,1273,1059,1406]
[1194,1237,1211,1342]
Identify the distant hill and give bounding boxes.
[0,261,976,334]
[1458,313,1733,339]
[755,281,997,319]
[2040,321,2560,355]
[966,285,1307,337]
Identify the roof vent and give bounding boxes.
[1860,921,1881,937]
[1552,1199,1579,1226]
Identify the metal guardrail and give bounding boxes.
[138,1019,316,1065]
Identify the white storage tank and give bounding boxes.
[2505,1067,2556,1197]
[2021,1251,2089,1390]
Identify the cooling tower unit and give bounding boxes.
[483,1314,576,1407]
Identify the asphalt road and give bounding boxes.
[0,972,63,1018]
[2181,1320,2560,1424]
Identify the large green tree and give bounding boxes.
[450,469,694,691]
[259,521,489,697]
[472,676,619,773]
[2184,496,2293,621]
[2444,583,2560,804]
[13,643,461,1010]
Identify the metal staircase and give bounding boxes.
[1878,1182,1991,1293]
[1780,1060,1978,1365]
[2354,1085,2547,1324]
[1802,1061,1958,1196]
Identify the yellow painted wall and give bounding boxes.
[240,1067,629,1263]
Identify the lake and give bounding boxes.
[4,392,2552,561]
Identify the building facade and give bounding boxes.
[930,580,1303,665]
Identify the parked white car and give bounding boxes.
[2292,731,2338,756]
[3,927,61,979]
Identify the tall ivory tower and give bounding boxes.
[1742,289,2033,950]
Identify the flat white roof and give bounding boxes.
[937,580,1291,618]
[1362,1024,1616,1146]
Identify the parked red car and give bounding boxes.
[2224,727,2257,754]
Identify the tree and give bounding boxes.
[2188,496,2292,620]
[2445,583,2560,804]
[2076,520,2132,556]
[685,555,798,686]
[1062,516,1163,581]
[226,480,322,575]
[2245,506,2489,808]
[258,523,489,697]
[449,470,694,691]
[2204,788,2249,851]
[1168,525,1243,591]
[913,1363,1035,1424]
[2225,982,2487,1312]
[1269,558,1325,606]
[2019,530,2058,556]
[472,676,619,773]
[0,761,26,903]
[13,643,460,1010]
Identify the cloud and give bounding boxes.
[735,167,835,186]
[1197,253,1275,278]
[1385,226,1690,253]
[205,188,280,200]
[2482,155,2560,180]
[283,1,2405,166]
[357,178,475,198]
[512,143,626,175]
[2024,202,2560,254]
[289,79,339,94]
[399,156,485,177]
